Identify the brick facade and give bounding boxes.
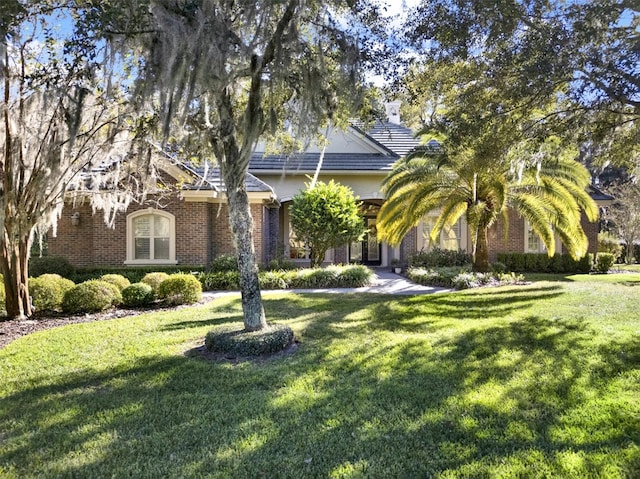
[48,193,268,268]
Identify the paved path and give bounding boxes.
[203,270,449,299]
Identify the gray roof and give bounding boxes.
[351,122,421,157]
[588,185,615,202]
[179,163,274,193]
[249,152,399,172]
[250,121,421,173]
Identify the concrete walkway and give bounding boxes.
[203,269,449,299]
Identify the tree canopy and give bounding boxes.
[404,0,639,171]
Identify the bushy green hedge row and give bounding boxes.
[407,267,525,290]
[496,253,593,274]
[199,264,373,291]
[408,248,472,268]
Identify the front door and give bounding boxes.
[350,217,381,266]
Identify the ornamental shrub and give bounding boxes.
[122,283,155,307]
[30,256,75,279]
[594,253,615,274]
[199,271,240,291]
[205,323,294,357]
[100,274,131,292]
[336,264,372,287]
[141,272,170,295]
[210,254,238,272]
[158,273,202,305]
[409,248,471,268]
[62,280,122,314]
[30,274,75,312]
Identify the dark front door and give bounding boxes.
[349,217,381,266]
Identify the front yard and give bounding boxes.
[1,275,638,478]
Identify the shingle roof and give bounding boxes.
[250,121,421,173]
[180,163,274,193]
[587,185,615,202]
[249,152,399,172]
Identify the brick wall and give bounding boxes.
[48,194,267,268]
[487,210,526,262]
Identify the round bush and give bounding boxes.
[141,272,170,295]
[30,274,75,312]
[62,280,122,314]
[205,323,294,357]
[157,273,202,305]
[122,282,155,307]
[99,274,131,292]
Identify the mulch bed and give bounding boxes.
[0,296,217,350]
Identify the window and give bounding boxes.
[420,212,463,251]
[126,210,177,264]
[525,221,546,253]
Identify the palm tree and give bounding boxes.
[377,139,599,272]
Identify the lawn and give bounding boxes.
[1,276,639,478]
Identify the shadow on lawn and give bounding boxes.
[1,291,638,477]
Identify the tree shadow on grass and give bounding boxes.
[2,292,638,478]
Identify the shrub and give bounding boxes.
[122,283,155,307]
[490,262,507,274]
[62,280,122,314]
[595,253,615,274]
[100,274,131,292]
[406,266,464,288]
[30,274,75,312]
[158,273,202,305]
[141,272,170,294]
[29,256,75,279]
[409,248,471,268]
[205,323,294,357]
[210,254,237,272]
[263,257,297,271]
[336,264,372,287]
[598,232,623,259]
[259,271,289,290]
[199,271,240,291]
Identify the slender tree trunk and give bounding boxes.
[223,171,267,332]
[473,226,490,272]
[1,229,32,319]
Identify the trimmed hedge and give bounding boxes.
[30,256,75,279]
[141,272,170,295]
[496,253,592,274]
[29,274,75,312]
[409,248,472,268]
[122,283,155,307]
[62,280,122,314]
[72,266,205,284]
[205,323,294,357]
[158,273,202,305]
[198,264,373,291]
[594,253,615,274]
[99,274,131,292]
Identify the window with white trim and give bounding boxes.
[525,221,546,253]
[419,212,463,251]
[126,210,177,264]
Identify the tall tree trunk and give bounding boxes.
[223,172,267,332]
[473,226,490,272]
[1,229,32,319]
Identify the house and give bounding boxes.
[47,103,613,269]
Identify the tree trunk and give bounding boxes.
[1,230,32,319]
[224,179,268,332]
[473,226,490,272]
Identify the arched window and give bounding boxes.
[126,209,177,264]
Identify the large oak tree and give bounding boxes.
[125,0,385,331]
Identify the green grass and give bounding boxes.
[1,276,639,478]
[615,264,640,272]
